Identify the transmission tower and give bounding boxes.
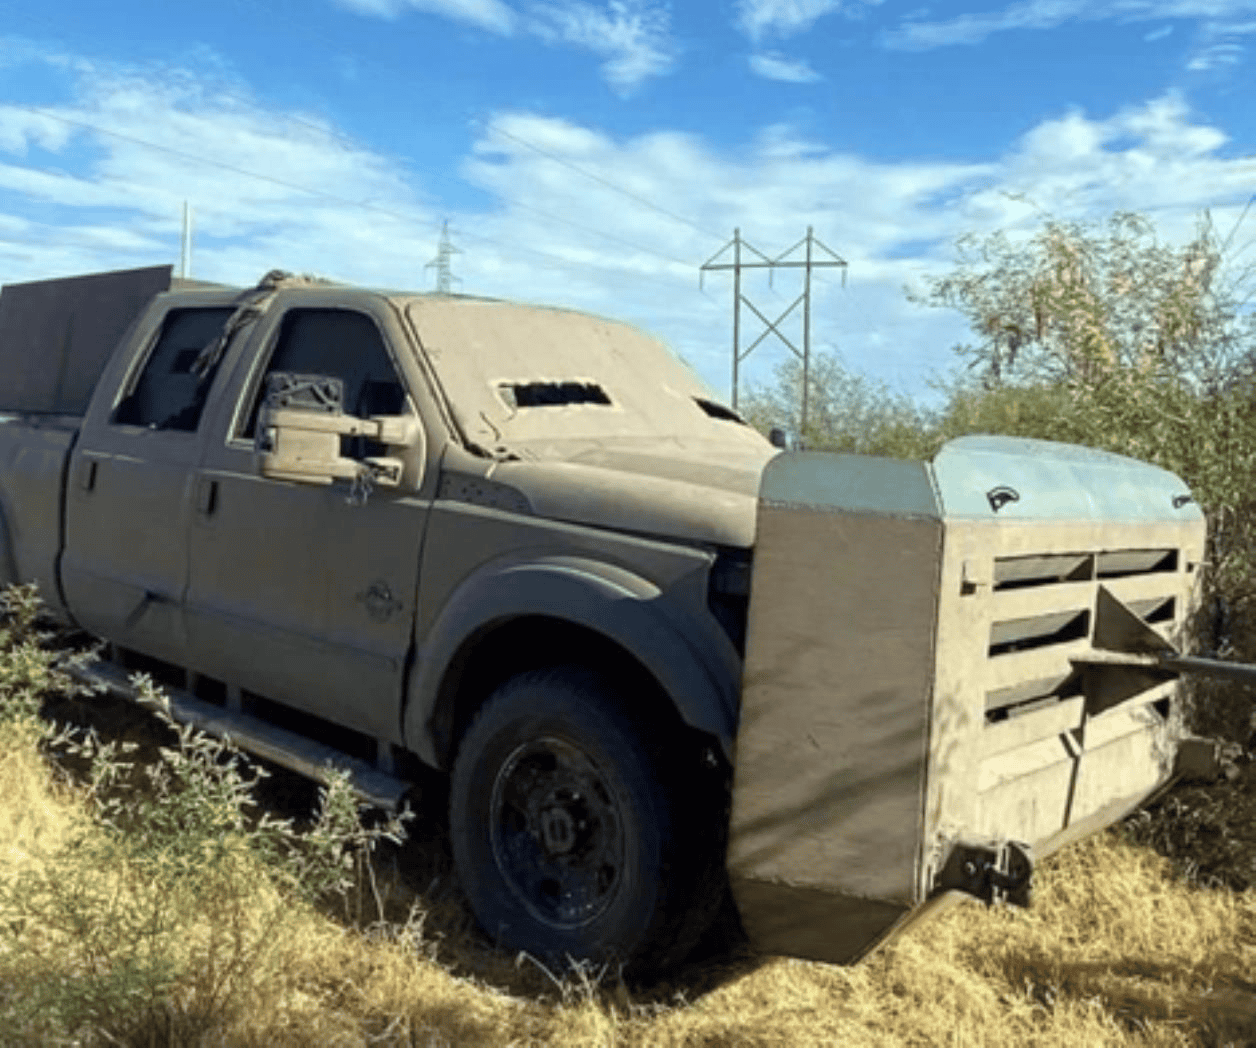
[700,227,846,435]
[426,220,462,294]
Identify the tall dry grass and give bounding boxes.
[1,717,1255,1041]
[2,588,1256,1046]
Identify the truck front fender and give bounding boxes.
[402,553,739,768]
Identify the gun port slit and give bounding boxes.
[496,381,611,408]
[984,672,1083,723]
[1096,548,1178,578]
[988,609,1090,657]
[992,548,1180,590]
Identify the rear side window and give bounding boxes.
[112,307,234,431]
[240,308,407,438]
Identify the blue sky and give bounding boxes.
[1,1,1254,408]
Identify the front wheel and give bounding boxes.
[449,666,719,975]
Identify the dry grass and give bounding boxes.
[2,705,1256,1048]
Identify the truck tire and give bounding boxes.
[449,665,717,976]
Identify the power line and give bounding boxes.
[146,0,724,247]
[8,103,694,295]
[118,91,699,268]
[482,120,726,244]
[1219,191,1256,258]
[302,119,700,265]
[16,104,418,217]
[4,12,720,275]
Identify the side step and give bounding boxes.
[67,660,412,813]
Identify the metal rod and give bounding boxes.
[732,228,741,410]
[1161,654,1256,688]
[180,201,192,279]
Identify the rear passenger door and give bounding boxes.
[183,301,430,744]
[63,303,235,664]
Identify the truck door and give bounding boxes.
[62,305,236,664]
[183,303,429,744]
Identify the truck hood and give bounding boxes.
[485,437,777,548]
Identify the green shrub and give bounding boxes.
[0,586,407,1045]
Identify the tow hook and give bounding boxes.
[933,839,1033,908]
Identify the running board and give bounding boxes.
[66,660,411,812]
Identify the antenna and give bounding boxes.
[180,201,193,279]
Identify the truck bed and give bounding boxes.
[0,413,79,612]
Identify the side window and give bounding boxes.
[240,309,407,439]
[112,307,234,431]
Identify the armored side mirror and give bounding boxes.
[254,372,418,493]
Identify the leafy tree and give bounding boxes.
[739,349,939,459]
[910,210,1256,394]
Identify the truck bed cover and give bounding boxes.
[0,266,218,415]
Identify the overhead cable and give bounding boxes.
[483,121,726,244]
[10,104,693,293]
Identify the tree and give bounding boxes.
[910,210,1256,395]
[738,349,938,459]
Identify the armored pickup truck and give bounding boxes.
[0,265,1228,974]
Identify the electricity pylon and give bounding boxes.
[426,220,462,294]
[700,227,846,434]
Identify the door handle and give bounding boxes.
[196,478,218,517]
[77,459,97,492]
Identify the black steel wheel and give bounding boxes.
[449,665,718,975]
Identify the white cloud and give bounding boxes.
[464,96,1256,399]
[0,60,439,285]
[1186,18,1256,68]
[1145,23,1175,38]
[526,0,675,93]
[332,0,517,32]
[748,51,824,81]
[886,0,1256,50]
[736,0,881,42]
[968,95,1247,236]
[888,0,1084,48]
[1187,40,1246,66]
[0,106,74,155]
[2,48,1254,407]
[331,0,674,91]
[738,0,843,40]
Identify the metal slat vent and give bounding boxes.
[1096,549,1177,578]
[994,553,1092,589]
[984,672,1081,723]
[982,547,1181,725]
[992,549,1177,591]
[989,609,1090,655]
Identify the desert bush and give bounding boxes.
[0,584,73,726]
[0,586,407,1045]
[739,349,940,459]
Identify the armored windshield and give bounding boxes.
[402,297,769,455]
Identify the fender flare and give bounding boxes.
[403,553,740,767]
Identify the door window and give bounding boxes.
[239,308,408,441]
[112,307,234,431]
